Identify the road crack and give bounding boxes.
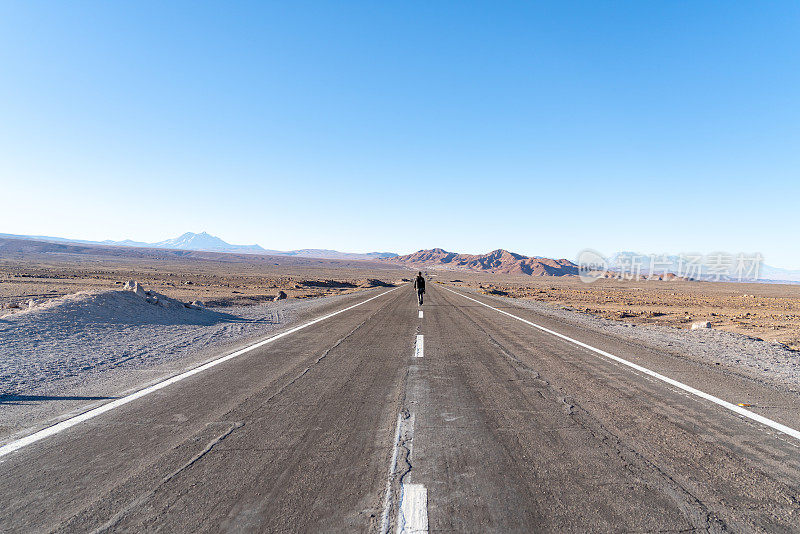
[89,421,243,533]
[443,290,730,532]
[237,300,387,421]
[163,421,243,484]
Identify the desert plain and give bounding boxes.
[0,237,409,308]
[444,274,800,351]
[2,236,800,352]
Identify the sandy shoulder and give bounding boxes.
[466,287,800,393]
[0,288,381,444]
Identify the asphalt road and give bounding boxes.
[1,284,799,532]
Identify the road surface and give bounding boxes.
[1,284,799,532]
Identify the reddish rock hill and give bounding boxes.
[389,248,579,276]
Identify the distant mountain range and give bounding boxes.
[604,251,800,284]
[389,247,800,283]
[389,248,579,276]
[0,232,398,261]
[3,231,798,283]
[268,249,398,261]
[147,232,266,254]
[760,264,800,283]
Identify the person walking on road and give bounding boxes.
[414,271,426,306]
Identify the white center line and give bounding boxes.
[414,335,424,358]
[380,413,405,534]
[444,287,800,443]
[0,287,400,459]
[418,310,423,319]
[380,412,417,534]
[397,483,428,534]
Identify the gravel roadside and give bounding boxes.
[462,287,800,393]
[0,288,386,443]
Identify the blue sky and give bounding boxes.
[1,2,798,267]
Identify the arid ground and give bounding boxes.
[435,272,800,351]
[3,236,799,352]
[0,237,411,310]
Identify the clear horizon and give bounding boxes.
[2,2,799,269]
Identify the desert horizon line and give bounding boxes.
[2,230,799,280]
[0,229,786,264]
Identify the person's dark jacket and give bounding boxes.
[414,276,426,292]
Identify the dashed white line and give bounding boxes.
[0,287,400,459]
[380,413,405,534]
[381,412,417,534]
[444,287,800,442]
[418,310,423,319]
[383,330,429,532]
[397,483,428,534]
[414,335,424,358]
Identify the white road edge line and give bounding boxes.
[418,310,423,319]
[414,335,424,358]
[444,287,800,442]
[0,287,401,459]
